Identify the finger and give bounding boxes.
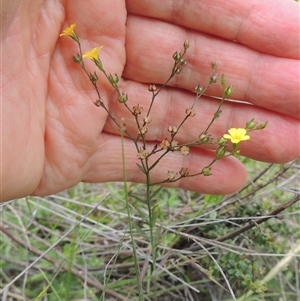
[104,81,299,163]
[82,133,248,195]
[124,16,299,118]
[126,0,300,59]
[32,129,246,196]
[33,128,245,196]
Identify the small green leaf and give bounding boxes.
[136,163,146,174]
[150,186,164,199]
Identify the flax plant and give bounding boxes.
[60,23,267,299]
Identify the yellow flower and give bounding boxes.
[83,46,103,61]
[223,128,250,144]
[60,23,77,40]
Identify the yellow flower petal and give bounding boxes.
[82,46,103,61]
[223,128,250,144]
[223,134,232,139]
[60,23,77,38]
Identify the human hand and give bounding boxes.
[1,0,299,201]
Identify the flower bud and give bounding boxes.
[217,137,227,146]
[221,74,226,88]
[118,92,128,103]
[119,120,126,132]
[179,58,187,66]
[167,170,177,181]
[216,146,226,159]
[133,104,143,115]
[179,167,189,177]
[185,108,196,117]
[256,121,268,130]
[168,126,178,134]
[194,85,203,95]
[139,126,148,135]
[174,67,182,74]
[89,72,98,82]
[202,166,212,176]
[173,51,182,62]
[224,86,234,97]
[245,118,258,130]
[148,84,157,92]
[211,60,217,71]
[171,140,179,151]
[184,39,190,50]
[143,116,152,124]
[95,60,103,70]
[214,110,221,118]
[210,74,218,84]
[73,54,82,63]
[94,99,102,107]
[108,74,119,85]
[198,133,210,143]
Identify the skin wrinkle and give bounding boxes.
[33,11,58,68]
[250,55,298,115]
[43,121,84,192]
[170,0,186,24]
[1,1,20,35]
[234,0,254,44]
[82,135,122,179]
[51,91,99,154]
[243,51,261,109]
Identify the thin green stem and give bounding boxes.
[203,92,227,134]
[120,131,143,301]
[145,171,158,301]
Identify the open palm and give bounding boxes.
[2,0,299,201]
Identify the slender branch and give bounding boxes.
[189,194,300,251]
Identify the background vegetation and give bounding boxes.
[1,158,299,301]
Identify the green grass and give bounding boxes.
[1,159,299,301]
